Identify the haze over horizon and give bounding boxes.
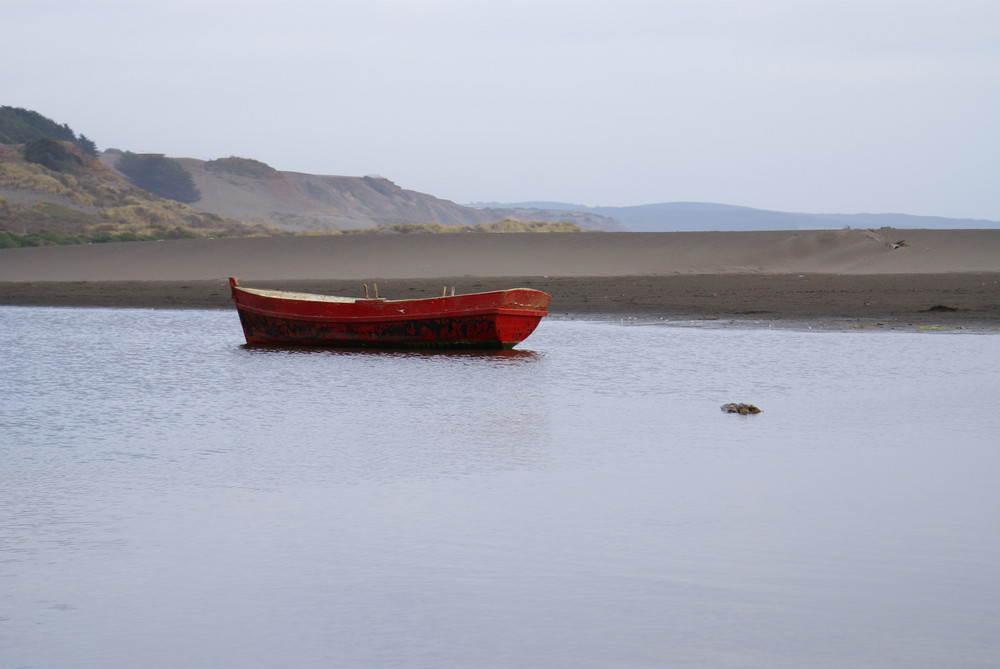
[7,0,999,221]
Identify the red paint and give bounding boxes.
[229,277,550,349]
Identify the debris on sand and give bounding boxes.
[721,403,762,415]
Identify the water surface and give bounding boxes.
[2,307,998,668]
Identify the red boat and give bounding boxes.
[229,277,551,349]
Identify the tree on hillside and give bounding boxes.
[116,152,201,203]
[20,137,88,173]
[0,106,98,156]
[76,134,97,156]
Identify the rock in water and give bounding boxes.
[721,403,761,415]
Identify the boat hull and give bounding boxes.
[229,278,550,349]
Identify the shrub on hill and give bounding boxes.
[20,138,88,174]
[116,152,201,203]
[340,219,584,234]
[204,156,277,178]
[477,218,581,233]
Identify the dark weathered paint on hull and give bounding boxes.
[238,310,530,349]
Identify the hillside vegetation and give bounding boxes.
[0,106,96,156]
[0,142,279,247]
[336,219,583,234]
[205,156,279,178]
[113,150,201,203]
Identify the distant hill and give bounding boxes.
[476,201,1000,231]
[2,140,617,246]
[469,203,626,232]
[97,154,623,232]
[1,107,620,241]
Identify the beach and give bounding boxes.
[2,229,998,327]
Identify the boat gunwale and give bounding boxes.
[234,285,549,306]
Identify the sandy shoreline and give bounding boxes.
[2,274,998,330]
[2,230,998,329]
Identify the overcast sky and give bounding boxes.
[6,0,1000,219]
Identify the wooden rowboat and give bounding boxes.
[229,277,551,349]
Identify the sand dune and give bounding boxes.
[1,229,998,282]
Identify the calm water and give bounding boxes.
[2,307,999,669]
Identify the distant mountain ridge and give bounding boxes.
[475,201,1000,231]
[126,155,624,232]
[1,106,623,238]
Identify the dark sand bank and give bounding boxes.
[1,230,998,328]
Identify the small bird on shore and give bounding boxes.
[890,240,908,249]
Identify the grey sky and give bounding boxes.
[6,0,999,219]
